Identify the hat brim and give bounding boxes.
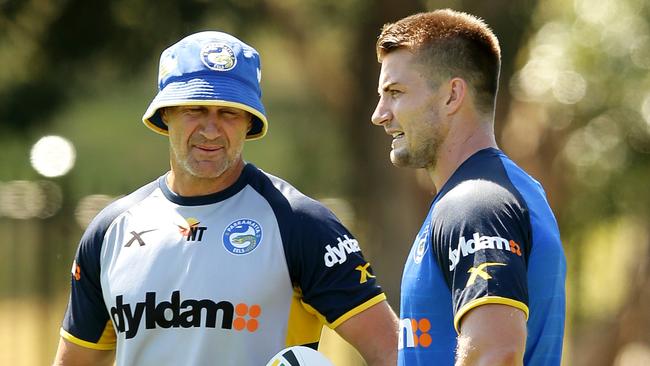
[142,77,268,140]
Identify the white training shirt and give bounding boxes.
[61,163,385,365]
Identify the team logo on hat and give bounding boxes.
[201,42,237,71]
[223,219,262,255]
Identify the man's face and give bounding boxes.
[371,49,449,169]
[164,105,251,180]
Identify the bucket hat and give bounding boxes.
[142,31,267,140]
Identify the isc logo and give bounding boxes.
[398,318,432,350]
[178,218,207,242]
[110,291,261,339]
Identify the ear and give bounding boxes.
[160,107,169,125]
[444,77,467,115]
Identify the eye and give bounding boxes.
[381,87,402,99]
[181,106,204,116]
[388,89,402,98]
[222,109,237,115]
[220,108,245,118]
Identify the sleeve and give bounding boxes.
[60,217,117,350]
[286,203,386,328]
[432,180,531,333]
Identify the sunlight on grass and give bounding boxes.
[577,217,647,320]
[0,296,67,366]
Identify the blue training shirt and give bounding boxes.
[398,148,566,365]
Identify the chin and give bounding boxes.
[184,164,229,179]
[390,151,412,168]
[389,158,410,168]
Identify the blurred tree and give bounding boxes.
[502,0,650,364]
[0,0,211,133]
[3,0,650,365]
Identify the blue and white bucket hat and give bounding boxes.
[142,31,268,140]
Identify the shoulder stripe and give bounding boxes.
[298,293,388,329]
[60,327,116,350]
[329,294,387,329]
[454,296,529,334]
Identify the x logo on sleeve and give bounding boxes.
[465,262,506,287]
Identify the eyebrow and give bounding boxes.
[379,82,398,94]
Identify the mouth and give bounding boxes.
[193,144,224,154]
[389,131,405,149]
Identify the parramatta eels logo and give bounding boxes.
[223,219,262,255]
[413,223,430,265]
[200,42,236,71]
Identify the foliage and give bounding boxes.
[1,0,649,364]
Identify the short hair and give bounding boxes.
[377,9,501,113]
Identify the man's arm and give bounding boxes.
[456,304,526,366]
[52,338,115,366]
[335,300,399,366]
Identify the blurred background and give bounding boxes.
[1,0,649,365]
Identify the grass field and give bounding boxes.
[0,296,66,366]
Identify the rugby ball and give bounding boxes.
[265,346,334,366]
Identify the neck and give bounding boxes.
[167,159,246,197]
[427,118,497,190]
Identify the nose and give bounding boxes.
[371,97,391,126]
[199,110,222,140]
